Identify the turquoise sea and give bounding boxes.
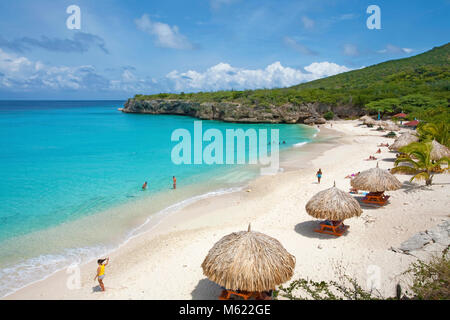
[0,100,317,297]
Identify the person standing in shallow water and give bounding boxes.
[142,181,147,190]
[94,257,109,292]
[316,169,322,184]
[173,176,176,189]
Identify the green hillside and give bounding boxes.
[134,42,450,123]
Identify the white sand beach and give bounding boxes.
[5,120,449,300]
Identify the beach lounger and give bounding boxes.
[219,289,255,300]
[362,192,390,206]
[314,221,349,237]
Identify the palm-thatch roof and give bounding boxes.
[364,118,376,125]
[388,133,419,151]
[382,122,400,131]
[201,225,295,292]
[430,140,450,161]
[305,183,362,220]
[350,164,402,192]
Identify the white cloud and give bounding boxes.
[343,44,359,57]
[0,49,352,94]
[378,44,414,54]
[0,49,143,92]
[165,61,351,92]
[283,37,318,56]
[304,62,351,77]
[338,13,357,20]
[301,16,315,30]
[210,0,237,10]
[0,49,32,74]
[135,14,193,50]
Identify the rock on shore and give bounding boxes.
[122,98,361,124]
[391,220,450,260]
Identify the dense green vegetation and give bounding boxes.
[133,43,449,123]
[323,111,334,120]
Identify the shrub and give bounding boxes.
[275,248,449,300]
[323,111,334,120]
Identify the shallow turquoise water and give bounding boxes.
[0,100,317,296]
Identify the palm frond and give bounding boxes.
[391,166,419,175]
[410,171,430,182]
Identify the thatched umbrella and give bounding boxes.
[388,133,419,151]
[350,163,402,192]
[305,183,362,220]
[364,118,376,126]
[382,122,400,131]
[360,115,372,122]
[430,140,450,161]
[201,225,295,292]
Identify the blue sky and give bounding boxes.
[0,0,448,99]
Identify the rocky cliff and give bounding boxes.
[122,98,364,124]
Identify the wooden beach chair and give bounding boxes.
[349,187,358,194]
[219,289,254,300]
[362,192,390,206]
[314,220,349,237]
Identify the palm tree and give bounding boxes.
[391,142,449,186]
[417,122,450,147]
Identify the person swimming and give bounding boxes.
[94,257,109,292]
[142,181,148,190]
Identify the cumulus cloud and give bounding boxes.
[283,37,318,56]
[378,44,414,54]
[135,14,193,50]
[0,32,109,54]
[0,49,351,94]
[304,62,351,77]
[164,61,351,92]
[0,49,150,92]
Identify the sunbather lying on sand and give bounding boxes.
[345,172,360,179]
[365,155,377,160]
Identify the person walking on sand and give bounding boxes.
[94,257,109,292]
[173,176,176,189]
[142,181,147,190]
[316,169,322,184]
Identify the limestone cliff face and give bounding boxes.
[122,98,363,124]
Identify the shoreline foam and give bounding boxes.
[6,120,448,300]
[0,124,323,298]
